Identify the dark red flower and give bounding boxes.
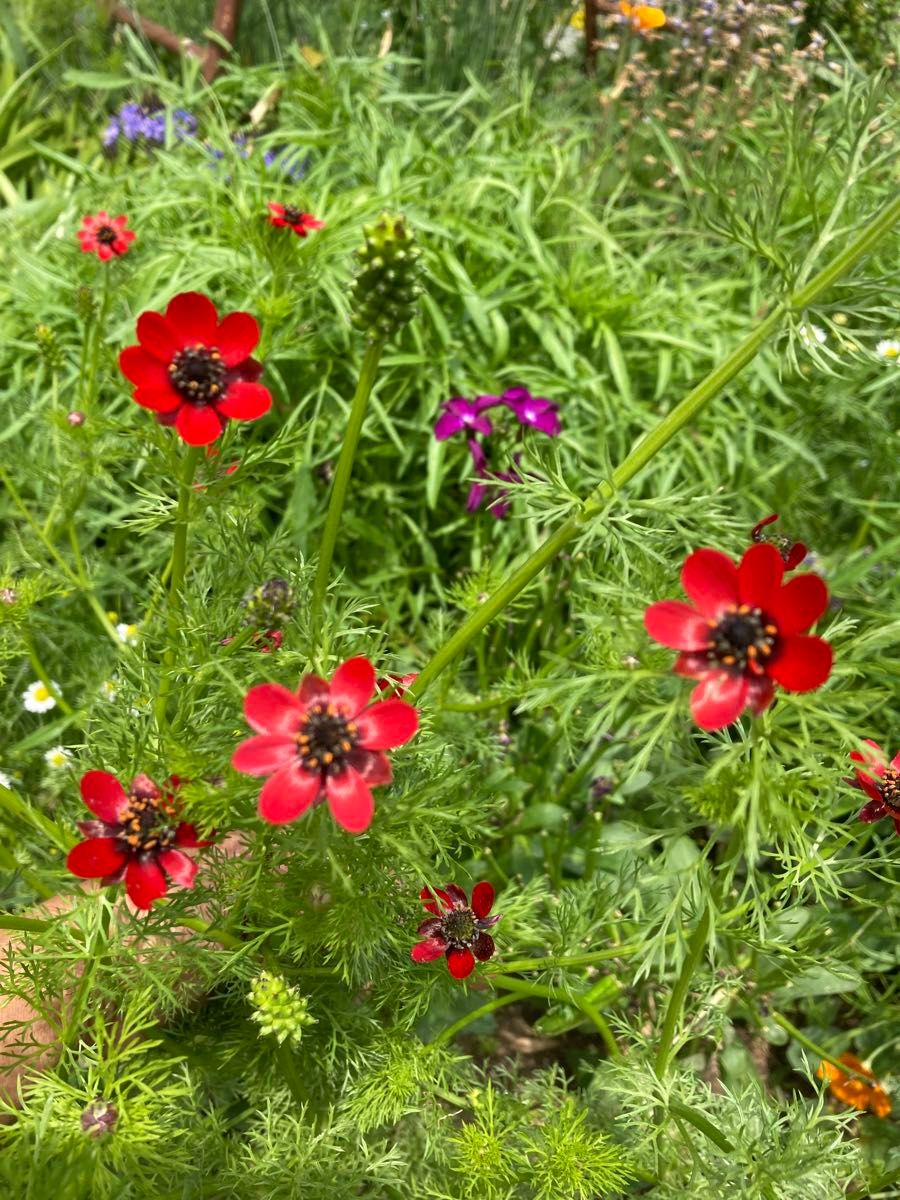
[850,740,900,835]
[267,203,325,238]
[66,771,210,910]
[411,882,501,980]
[231,656,419,833]
[221,629,283,653]
[751,513,807,570]
[118,292,271,446]
[376,672,418,697]
[644,542,832,731]
[77,211,136,261]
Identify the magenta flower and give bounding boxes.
[434,396,496,441]
[411,882,501,979]
[501,387,560,437]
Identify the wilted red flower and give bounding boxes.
[231,656,418,833]
[644,543,832,730]
[818,1053,892,1118]
[267,203,325,238]
[411,882,501,980]
[376,672,418,697]
[751,514,807,570]
[66,771,210,910]
[77,211,136,260]
[850,740,900,835]
[221,629,283,654]
[118,292,271,446]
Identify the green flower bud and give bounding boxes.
[348,213,424,341]
[35,324,64,373]
[248,971,316,1046]
[75,284,96,322]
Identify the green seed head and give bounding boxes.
[348,213,425,341]
[248,971,316,1046]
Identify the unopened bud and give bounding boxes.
[248,971,316,1046]
[67,410,86,427]
[81,1099,118,1137]
[0,588,17,605]
[348,213,424,340]
[35,324,64,372]
[75,285,96,322]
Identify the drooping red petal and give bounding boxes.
[216,311,260,367]
[444,883,468,907]
[767,635,832,692]
[447,947,476,979]
[329,657,376,717]
[67,837,127,880]
[158,848,198,889]
[858,798,887,823]
[119,345,170,387]
[175,403,224,446]
[690,671,749,731]
[411,936,448,963]
[747,676,776,715]
[125,856,169,910]
[472,932,495,961]
[244,683,305,736]
[346,749,393,786]
[325,767,375,834]
[216,381,271,421]
[80,770,128,823]
[471,881,495,918]
[681,549,739,618]
[420,886,452,914]
[355,699,419,750]
[785,543,807,570]
[767,574,828,635]
[231,734,297,776]
[257,762,321,824]
[644,600,710,650]
[174,822,212,848]
[165,292,218,346]
[737,542,784,610]
[856,774,883,804]
[135,311,179,362]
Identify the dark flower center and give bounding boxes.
[879,768,900,813]
[442,907,476,946]
[707,603,778,675]
[168,345,227,405]
[119,785,178,854]
[96,225,118,245]
[296,703,359,774]
[283,206,303,225]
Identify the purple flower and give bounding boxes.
[500,387,560,437]
[434,396,496,441]
[465,440,519,520]
[119,103,146,141]
[102,119,120,149]
[263,146,311,183]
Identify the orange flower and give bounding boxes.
[619,1,666,31]
[818,1053,892,1118]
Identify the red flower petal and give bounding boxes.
[681,549,739,618]
[420,886,452,914]
[216,381,272,421]
[232,734,297,776]
[268,202,286,219]
[417,917,443,936]
[135,311,179,362]
[347,749,393,786]
[747,676,775,715]
[158,848,198,888]
[644,600,710,650]
[856,774,883,804]
[447,947,476,979]
[411,936,448,963]
[67,837,127,879]
[690,671,749,730]
[165,292,218,346]
[767,574,828,635]
[472,932,495,961]
[892,750,900,772]
[119,345,169,387]
[298,674,330,710]
[444,883,468,907]
[125,856,169,910]
[785,543,807,570]
[244,683,305,736]
[132,386,182,413]
[175,403,224,446]
[859,798,887,823]
[80,770,128,822]
[329,657,376,716]
[216,312,260,367]
[850,740,886,776]
[325,767,374,833]
[674,651,707,678]
[174,822,211,848]
[258,762,321,824]
[471,881,495,918]
[768,635,832,692]
[356,699,419,750]
[737,543,784,609]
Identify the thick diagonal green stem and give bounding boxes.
[311,339,385,623]
[654,904,711,1078]
[407,194,900,700]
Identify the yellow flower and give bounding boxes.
[569,7,585,30]
[619,1,666,31]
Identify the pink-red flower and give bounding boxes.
[231,656,419,833]
[644,542,832,730]
[66,771,210,910]
[850,740,900,835]
[77,211,136,260]
[751,513,807,570]
[411,882,501,980]
[267,202,325,238]
[118,292,271,446]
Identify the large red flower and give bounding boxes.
[850,740,900,835]
[267,202,324,237]
[66,771,210,910]
[411,882,501,980]
[118,292,271,446]
[644,542,832,731]
[77,211,136,260]
[231,656,419,833]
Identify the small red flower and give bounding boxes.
[77,211,136,261]
[66,771,210,910]
[231,656,419,833]
[267,202,325,238]
[376,672,418,697]
[751,513,807,570]
[411,882,502,980]
[221,629,283,653]
[644,542,832,731]
[850,740,900,835]
[118,292,272,446]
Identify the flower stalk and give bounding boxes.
[654,903,711,1078]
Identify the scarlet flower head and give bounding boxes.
[231,656,419,834]
[751,514,807,571]
[818,1053,892,1118]
[267,202,325,238]
[118,292,272,446]
[66,771,210,910]
[619,2,666,31]
[849,740,900,835]
[411,882,501,980]
[644,542,832,730]
[77,212,136,261]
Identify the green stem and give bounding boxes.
[769,1010,874,1083]
[67,522,121,645]
[489,974,621,1059]
[429,991,522,1047]
[654,903,711,1079]
[21,629,75,716]
[667,1101,734,1153]
[310,339,385,624]
[493,934,678,974]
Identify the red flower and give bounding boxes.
[77,212,136,261]
[644,542,832,731]
[850,740,900,835]
[118,292,272,446]
[231,656,419,833]
[751,513,807,570]
[267,203,325,238]
[376,672,418,697]
[66,771,210,910]
[411,882,501,980]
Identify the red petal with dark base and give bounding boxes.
[768,635,832,692]
[444,883,468,907]
[747,676,776,715]
[329,657,376,716]
[244,683,304,736]
[420,886,452,914]
[165,292,218,346]
[231,735,296,775]
[681,549,738,617]
[854,772,883,804]
[674,651,707,678]
[767,574,828,635]
[785,543,807,570]
[737,543,784,610]
[119,345,171,388]
[850,740,886,777]
[67,837,127,879]
[411,936,448,963]
[158,848,198,888]
[644,601,711,650]
[175,404,224,446]
[471,881,495,918]
[216,381,272,420]
[355,700,419,750]
[447,947,476,979]
[347,749,392,786]
[690,672,748,731]
[858,799,887,823]
[216,312,260,367]
[472,932,495,961]
[80,770,128,823]
[125,857,169,910]
[325,767,375,834]
[417,918,443,937]
[174,822,211,848]
[298,674,330,710]
[135,312,179,362]
[258,763,321,824]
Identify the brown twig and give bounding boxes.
[108,0,244,82]
[201,0,244,82]
[110,4,203,62]
[584,0,599,74]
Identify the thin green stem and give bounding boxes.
[430,991,521,1047]
[310,338,385,624]
[654,903,711,1079]
[667,1101,734,1153]
[489,974,621,1058]
[67,522,121,645]
[769,1010,874,1083]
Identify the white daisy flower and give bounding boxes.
[44,746,72,770]
[799,324,827,347]
[116,622,139,646]
[22,680,60,713]
[545,22,582,60]
[99,680,119,701]
[0,771,13,790]
[875,339,900,361]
